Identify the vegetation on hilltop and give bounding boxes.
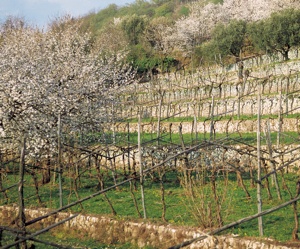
[78,0,300,75]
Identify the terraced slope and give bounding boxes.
[116,51,300,134]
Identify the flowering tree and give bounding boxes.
[221,0,300,21]
[0,15,135,157]
[163,0,300,58]
[0,15,136,247]
[145,16,173,55]
[0,15,136,207]
[169,2,225,55]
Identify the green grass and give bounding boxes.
[125,113,300,123]
[1,230,151,249]
[90,130,299,147]
[1,169,299,245]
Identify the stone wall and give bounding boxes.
[115,117,300,134]
[0,206,298,249]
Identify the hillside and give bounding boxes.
[113,50,300,135]
[79,0,300,74]
[75,0,300,138]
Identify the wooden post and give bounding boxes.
[157,90,165,146]
[57,113,63,208]
[286,73,290,116]
[194,114,198,142]
[277,90,282,148]
[238,92,241,119]
[257,83,263,236]
[157,94,162,146]
[18,136,27,249]
[138,114,147,219]
[210,95,215,140]
[127,122,131,172]
[265,119,282,200]
[112,102,116,144]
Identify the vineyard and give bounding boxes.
[1,46,300,249]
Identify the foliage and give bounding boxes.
[126,44,158,73]
[248,8,300,61]
[124,15,179,73]
[177,5,190,16]
[80,4,119,34]
[154,1,176,17]
[119,0,155,17]
[96,18,128,55]
[121,14,149,45]
[79,0,300,70]
[209,0,223,3]
[211,19,247,59]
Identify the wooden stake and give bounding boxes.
[257,83,263,236]
[210,95,215,140]
[265,119,282,200]
[277,90,282,148]
[138,114,147,219]
[18,136,27,249]
[57,113,63,208]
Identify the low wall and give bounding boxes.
[0,206,298,249]
[115,118,300,134]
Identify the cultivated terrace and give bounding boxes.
[0,0,300,248]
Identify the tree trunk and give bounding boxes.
[57,113,63,208]
[157,90,165,146]
[283,49,289,61]
[138,114,147,219]
[210,96,215,140]
[236,170,251,199]
[129,180,142,218]
[262,160,273,200]
[265,119,282,200]
[30,169,42,205]
[160,171,167,222]
[179,123,191,193]
[42,155,51,185]
[0,151,8,204]
[292,201,299,240]
[257,83,264,236]
[18,136,27,249]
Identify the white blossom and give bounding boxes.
[0,16,136,158]
[164,0,300,55]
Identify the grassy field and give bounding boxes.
[82,129,299,147]
[1,129,300,248]
[126,113,300,123]
[1,167,299,245]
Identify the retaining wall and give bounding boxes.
[0,206,298,249]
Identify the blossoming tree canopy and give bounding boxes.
[0,16,136,156]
